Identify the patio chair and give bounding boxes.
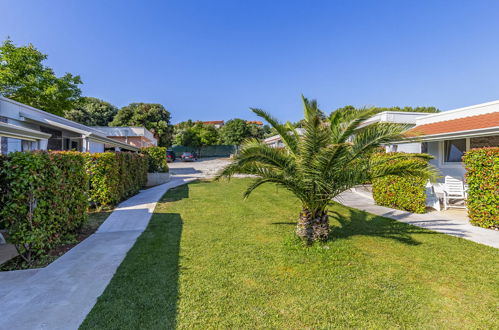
[442,176,467,210]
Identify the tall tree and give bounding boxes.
[64,97,118,126]
[0,39,82,116]
[218,118,251,145]
[218,96,434,243]
[110,103,173,147]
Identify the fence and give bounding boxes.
[171,145,237,158]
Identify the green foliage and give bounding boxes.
[463,147,499,229]
[64,97,118,126]
[0,151,87,263]
[372,152,432,213]
[219,96,435,241]
[84,152,148,209]
[0,38,82,116]
[110,103,173,147]
[218,118,251,145]
[141,146,169,173]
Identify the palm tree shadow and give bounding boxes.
[328,207,435,246]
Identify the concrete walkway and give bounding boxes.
[0,177,194,330]
[335,189,499,249]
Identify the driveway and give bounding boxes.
[168,157,232,179]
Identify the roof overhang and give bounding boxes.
[399,126,499,144]
[20,113,139,151]
[0,122,51,141]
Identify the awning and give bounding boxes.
[0,122,51,141]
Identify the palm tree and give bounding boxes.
[218,96,434,243]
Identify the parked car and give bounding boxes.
[181,152,197,162]
[167,150,176,162]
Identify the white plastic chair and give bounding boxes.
[442,176,467,210]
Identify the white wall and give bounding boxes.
[427,141,466,181]
[89,141,105,153]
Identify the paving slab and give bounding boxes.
[0,176,194,330]
[335,189,499,249]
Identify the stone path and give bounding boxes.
[0,177,194,330]
[335,189,499,249]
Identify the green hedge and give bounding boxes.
[463,147,499,229]
[85,152,148,208]
[0,151,148,264]
[140,146,169,173]
[372,153,430,214]
[0,151,88,263]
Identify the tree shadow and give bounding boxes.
[328,207,436,246]
[161,183,190,202]
[80,212,183,329]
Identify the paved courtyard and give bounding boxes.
[168,157,232,179]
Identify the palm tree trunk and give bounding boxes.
[296,209,329,243]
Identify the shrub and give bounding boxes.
[372,152,431,214]
[84,152,148,209]
[0,151,88,263]
[463,147,499,229]
[140,146,169,173]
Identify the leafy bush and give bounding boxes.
[85,152,148,209]
[140,146,169,173]
[0,151,87,263]
[463,147,498,229]
[372,153,431,213]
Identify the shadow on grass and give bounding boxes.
[328,207,437,245]
[80,209,183,329]
[271,206,436,246]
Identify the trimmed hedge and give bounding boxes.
[0,151,88,263]
[0,151,148,264]
[463,147,499,229]
[140,146,169,173]
[372,153,431,214]
[85,152,148,209]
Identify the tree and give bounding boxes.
[218,118,251,145]
[0,38,82,116]
[218,96,434,244]
[64,97,118,126]
[194,123,219,146]
[174,127,201,148]
[110,103,173,147]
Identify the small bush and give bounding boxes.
[463,147,499,229]
[0,151,88,263]
[141,146,169,173]
[372,153,431,214]
[85,152,148,209]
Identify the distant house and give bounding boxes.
[91,127,157,148]
[247,120,263,126]
[263,128,304,148]
[0,96,138,155]
[202,120,225,128]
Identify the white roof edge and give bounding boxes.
[400,126,499,143]
[419,100,499,119]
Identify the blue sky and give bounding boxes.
[1,1,499,123]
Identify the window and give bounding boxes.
[444,139,466,162]
[421,142,428,154]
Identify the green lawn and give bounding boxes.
[81,179,499,329]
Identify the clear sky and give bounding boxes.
[1,0,499,123]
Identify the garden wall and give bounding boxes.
[463,147,498,229]
[172,145,237,157]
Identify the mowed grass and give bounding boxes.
[81,179,499,329]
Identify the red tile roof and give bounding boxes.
[202,120,224,125]
[405,112,499,137]
[247,120,263,125]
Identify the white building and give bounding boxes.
[91,126,158,148]
[0,96,139,154]
[400,100,499,180]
